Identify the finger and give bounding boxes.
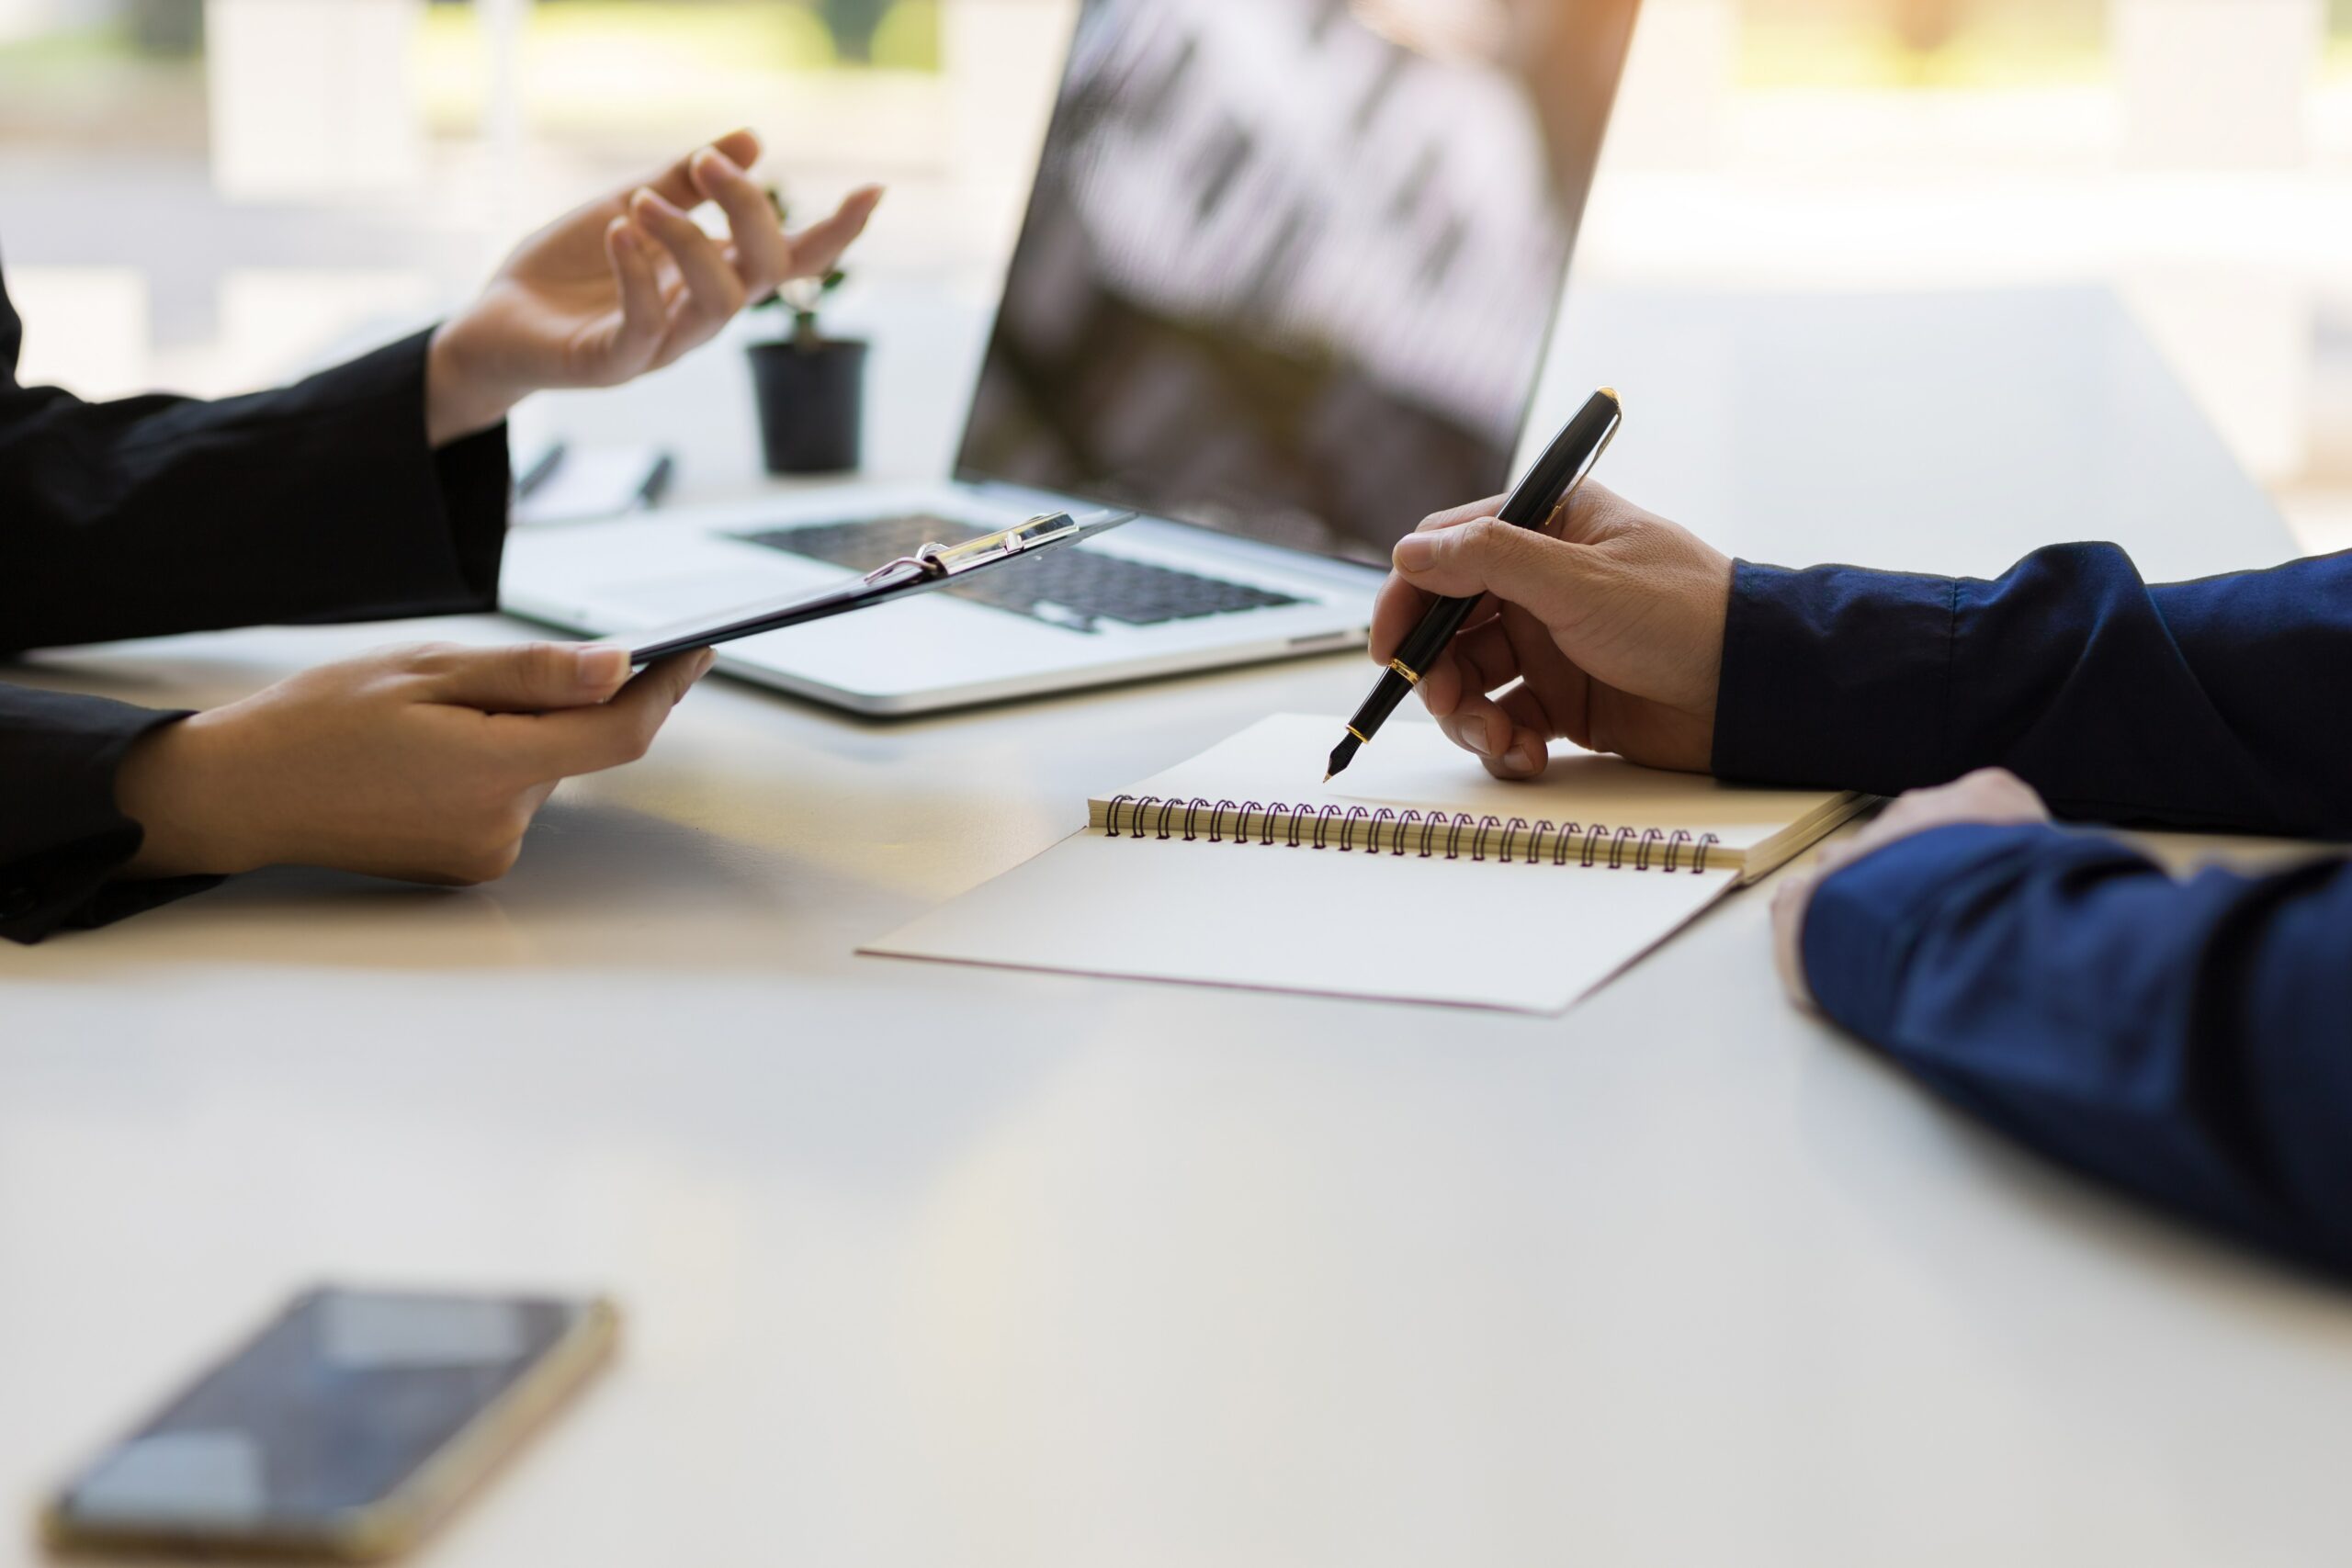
[1811,838,1868,877]
[1451,615,1529,695]
[1370,575,1502,665]
[1872,779,1990,840]
[630,187,746,350]
[416,642,632,713]
[1481,685,1555,780]
[1436,688,1514,764]
[781,185,884,280]
[636,127,763,212]
[1390,517,1595,626]
[1869,772,2049,852]
[1369,496,1508,661]
[1416,612,1520,720]
[689,145,792,297]
[602,216,666,373]
[1492,602,1600,748]
[506,649,716,778]
[1412,493,1510,535]
[1368,569,1436,663]
[1958,766,2050,819]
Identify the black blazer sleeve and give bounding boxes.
[2,260,511,651]
[2,252,513,942]
[0,686,223,942]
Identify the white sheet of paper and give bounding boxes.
[856,715,1855,1013]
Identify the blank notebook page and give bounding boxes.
[864,716,1864,1014]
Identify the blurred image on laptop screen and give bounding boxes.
[958,0,1585,565]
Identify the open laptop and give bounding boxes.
[502,0,1638,714]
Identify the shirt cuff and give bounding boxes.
[0,694,224,943]
[1711,559,1959,795]
[1798,820,2073,1040]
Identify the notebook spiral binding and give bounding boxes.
[1102,795,1722,873]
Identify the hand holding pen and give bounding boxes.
[1360,424,1737,781]
[1330,388,1623,779]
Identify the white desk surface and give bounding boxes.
[7,287,2346,1568]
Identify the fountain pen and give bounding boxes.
[1326,387,1623,781]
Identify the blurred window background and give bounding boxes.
[4,0,2351,551]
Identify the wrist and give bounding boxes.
[113,710,269,878]
[425,314,525,447]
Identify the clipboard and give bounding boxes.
[616,509,1136,664]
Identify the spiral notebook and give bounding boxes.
[864,715,1869,1012]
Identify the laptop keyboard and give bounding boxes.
[740,514,1302,633]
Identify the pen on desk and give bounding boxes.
[1326,387,1623,781]
[633,450,675,511]
[514,438,567,501]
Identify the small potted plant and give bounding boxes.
[746,187,866,475]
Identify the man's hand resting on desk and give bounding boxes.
[1770,768,2051,1008]
[1371,482,1734,776]
[111,643,715,886]
[424,128,883,446]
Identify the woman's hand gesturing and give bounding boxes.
[424,128,882,445]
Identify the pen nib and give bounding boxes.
[1322,772,1334,784]
[1325,733,1360,781]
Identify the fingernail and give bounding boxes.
[1453,719,1497,758]
[1503,741,1539,773]
[575,646,629,687]
[1393,533,1437,571]
[631,186,660,211]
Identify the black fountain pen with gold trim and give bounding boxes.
[1326,387,1625,780]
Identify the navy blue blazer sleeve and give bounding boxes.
[1804,823,2352,1275]
[1713,543,2352,837]
[1712,542,2352,1271]
[1,254,512,942]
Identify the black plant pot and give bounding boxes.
[748,337,868,475]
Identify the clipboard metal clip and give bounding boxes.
[863,509,1137,585]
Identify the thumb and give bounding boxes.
[1391,518,1595,625]
[417,642,634,713]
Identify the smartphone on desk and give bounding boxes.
[41,1286,617,1561]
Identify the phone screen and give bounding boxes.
[50,1288,610,1551]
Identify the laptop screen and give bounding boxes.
[955,0,1632,567]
